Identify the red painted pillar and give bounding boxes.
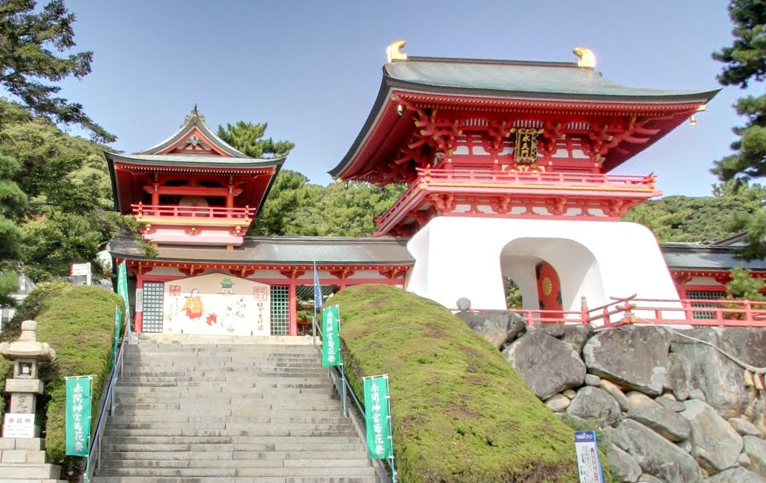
[288,281,297,336]
[134,276,144,333]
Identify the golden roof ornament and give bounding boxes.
[573,47,597,68]
[386,40,407,63]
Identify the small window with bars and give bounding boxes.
[687,290,725,320]
[270,286,289,335]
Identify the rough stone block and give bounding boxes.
[612,419,702,483]
[583,326,671,396]
[681,399,743,473]
[503,329,586,400]
[566,386,620,427]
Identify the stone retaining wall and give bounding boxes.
[458,311,766,483]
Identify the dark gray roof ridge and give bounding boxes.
[138,108,250,158]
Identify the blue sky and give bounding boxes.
[48,0,740,196]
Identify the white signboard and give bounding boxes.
[135,288,144,313]
[162,273,271,336]
[574,430,604,483]
[70,262,92,286]
[2,413,35,438]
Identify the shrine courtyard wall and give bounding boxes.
[460,309,766,482]
[331,284,591,483]
[0,282,123,464]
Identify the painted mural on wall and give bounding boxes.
[162,273,271,336]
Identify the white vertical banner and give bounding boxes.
[574,430,604,483]
[135,288,144,313]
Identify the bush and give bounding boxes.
[0,283,123,465]
[331,285,587,483]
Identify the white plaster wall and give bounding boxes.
[500,255,541,310]
[405,217,681,316]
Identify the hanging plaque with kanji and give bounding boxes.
[513,128,544,165]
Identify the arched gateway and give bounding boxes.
[331,42,717,319]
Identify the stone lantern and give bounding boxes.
[0,320,56,438]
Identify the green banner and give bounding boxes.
[65,376,93,457]
[364,374,393,459]
[111,307,122,369]
[117,261,130,329]
[321,305,341,367]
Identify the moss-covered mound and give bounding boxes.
[332,285,580,483]
[0,282,123,464]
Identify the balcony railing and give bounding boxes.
[420,168,657,188]
[131,203,254,221]
[376,168,658,231]
[501,295,766,329]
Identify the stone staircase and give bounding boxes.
[0,437,66,483]
[92,335,377,483]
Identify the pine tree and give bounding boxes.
[712,0,766,180]
[0,0,114,142]
[216,121,294,159]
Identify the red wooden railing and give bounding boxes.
[376,168,657,230]
[483,295,766,329]
[420,168,657,187]
[131,203,254,220]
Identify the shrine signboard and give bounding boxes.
[2,413,35,438]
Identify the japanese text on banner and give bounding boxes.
[322,305,341,367]
[363,375,393,460]
[65,376,93,457]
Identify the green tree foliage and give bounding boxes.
[726,267,766,300]
[216,121,294,159]
[219,120,405,237]
[0,0,114,142]
[0,152,27,304]
[249,170,321,236]
[623,181,766,243]
[0,98,121,282]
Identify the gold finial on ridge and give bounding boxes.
[573,47,597,68]
[386,40,408,63]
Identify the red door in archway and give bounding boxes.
[536,261,563,311]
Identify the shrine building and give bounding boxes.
[106,109,410,336]
[109,43,763,333]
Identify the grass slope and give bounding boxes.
[332,285,582,483]
[0,282,123,464]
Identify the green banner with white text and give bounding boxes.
[111,307,122,369]
[65,376,93,457]
[364,374,393,459]
[321,305,341,366]
[117,261,130,329]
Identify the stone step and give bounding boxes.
[101,450,368,461]
[93,476,376,483]
[0,449,48,464]
[100,458,371,469]
[96,467,375,478]
[105,420,354,430]
[101,441,365,453]
[100,428,359,438]
[133,335,314,345]
[0,463,60,479]
[0,479,66,483]
[106,414,349,424]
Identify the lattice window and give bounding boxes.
[687,290,725,320]
[142,282,165,333]
[270,285,289,335]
